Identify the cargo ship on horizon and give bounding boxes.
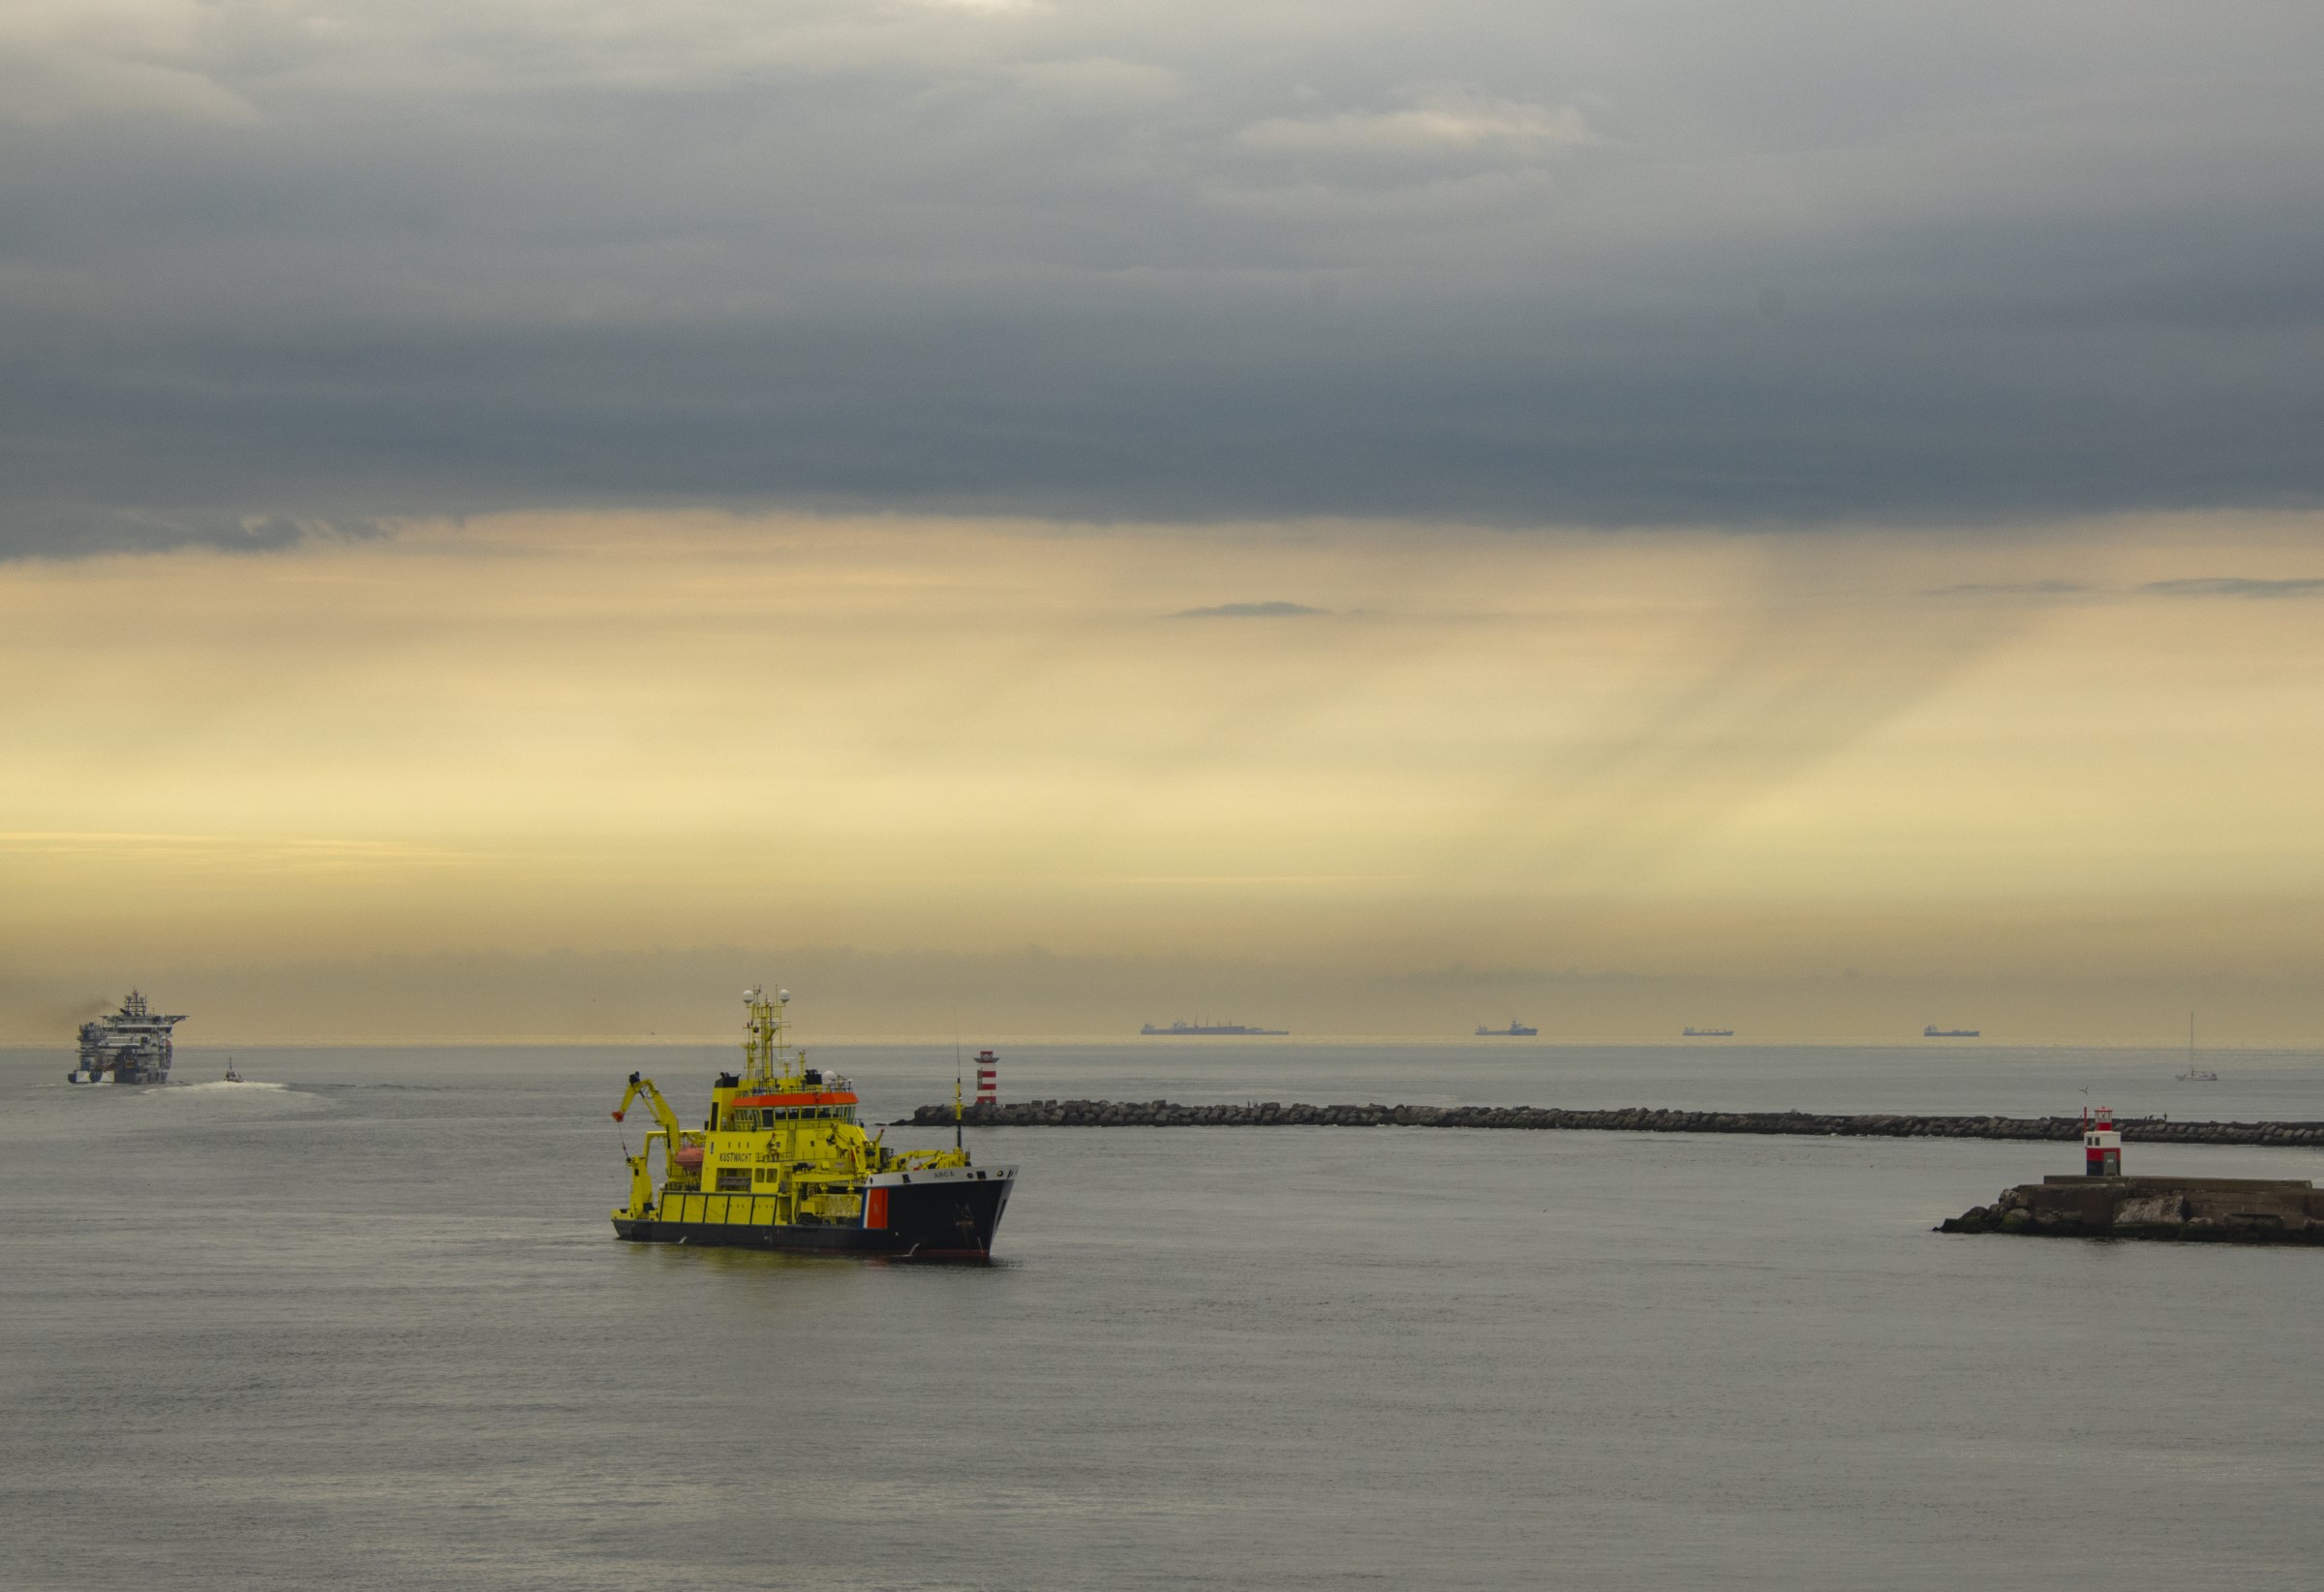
[1924,1025,1981,1038]
[1474,1020,1538,1036]
[1141,1019,1289,1035]
[1682,1027,1735,1037]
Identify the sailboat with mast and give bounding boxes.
[2176,1012,2218,1082]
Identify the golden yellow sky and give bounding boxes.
[7,510,2324,1041]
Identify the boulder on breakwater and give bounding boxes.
[901,1099,2324,1148]
[1939,1177,2324,1243]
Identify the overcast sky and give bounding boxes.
[8,2,2324,554]
[10,6,2324,1040]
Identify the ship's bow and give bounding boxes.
[867,1166,1015,1257]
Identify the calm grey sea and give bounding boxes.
[4,1040,2321,1591]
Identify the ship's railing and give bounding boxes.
[887,1146,971,1171]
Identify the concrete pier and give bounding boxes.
[904,1099,2324,1148]
[1940,1177,2324,1243]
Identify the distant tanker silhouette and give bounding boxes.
[1141,1020,1288,1036]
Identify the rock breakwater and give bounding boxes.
[903,1099,2324,1147]
[1940,1176,2324,1243]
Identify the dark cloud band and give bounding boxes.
[6,2,2323,556]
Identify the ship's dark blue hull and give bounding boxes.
[613,1176,1010,1258]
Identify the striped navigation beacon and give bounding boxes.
[2083,1106,2123,1177]
[974,1050,999,1108]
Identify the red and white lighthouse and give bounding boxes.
[2083,1105,2122,1177]
[974,1049,998,1108]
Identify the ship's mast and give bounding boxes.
[741,984,800,1087]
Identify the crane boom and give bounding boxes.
[612,1070,683,1142]
[612,1071,692,1218]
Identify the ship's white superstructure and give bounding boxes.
[68,991,186,1086]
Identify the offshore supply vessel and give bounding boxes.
[67,991,185,1085]
[611,987,1014,1258]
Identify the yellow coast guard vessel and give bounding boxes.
[612,986,1014,1258]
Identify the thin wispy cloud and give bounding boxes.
[2141,577,2324,599]
[1925,577,2324,604]
[1228,87,1596,184]
[1172,600,1330,619]
[1921,580,2089,598]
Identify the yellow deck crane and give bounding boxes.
[612,1071,701,1219]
